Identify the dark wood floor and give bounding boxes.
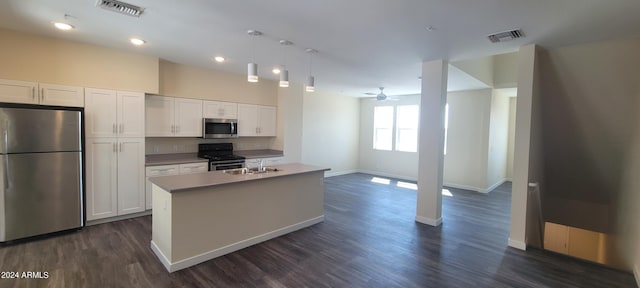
[1,173,636,287]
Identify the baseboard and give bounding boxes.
[508,238,527,250]
[150,240,172,272]
[86,210,152,226]
[356,169,417,182]
[415,215,442,227]
[443,182,483,193]
[324,170,358,178]
[443,178,508,193]
[634,264,639,288]
[154,215,325,272]
[482,178,508,193]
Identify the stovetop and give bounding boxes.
[197,143,245,162]
[199,154,245,161]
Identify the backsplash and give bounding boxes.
[145,137,275,155]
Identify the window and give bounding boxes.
[395,105,419,152]
[373,106,393,150]
[373,104,419,152]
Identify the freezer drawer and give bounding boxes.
[0,152,83,242]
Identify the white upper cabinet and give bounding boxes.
[145,95,203,137]
[0,79,83,107]
[203,100,238,119]
[85,88,144,138]
[238,104,277,137]
[145,95,175,137]
[257,106,277,136]
[0,79,38,104]
[39,83,84,107]
[117,91,145,137]
[175,98,203,137]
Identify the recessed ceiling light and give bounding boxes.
[54,22,74,30]
[130,38,145,45]
[272,68,281,74]
[214,56,225,63]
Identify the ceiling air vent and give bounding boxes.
[487,29,524,43]
[96,0,144,17]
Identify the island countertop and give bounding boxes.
[149,163,329,192]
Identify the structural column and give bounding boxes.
[416,60,448,226]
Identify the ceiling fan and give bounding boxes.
[365,87,397,101]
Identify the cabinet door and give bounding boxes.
[179,162,209,174]
[145,165,180,210]
[86,138,118,221]
[257,105,277,136]
[0,79,38,104]
[174,98,203,137]
[145,95,174,136]
[39,83,84,107]
[117,138,145,215]
[221,102,238,119]
[203,100,224,118]
[238,104,258,136]
[117,91,145,137]
[263,157,284,166]
[85,88,117,138]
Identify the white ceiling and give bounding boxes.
[1,0,639,97]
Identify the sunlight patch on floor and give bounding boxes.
[397,181,417,190]
[442,189,453,197]
[371,177,391,185]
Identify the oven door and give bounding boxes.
[203,118,238,138]
[210,160,245,171]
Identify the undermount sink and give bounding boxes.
[223,167,281,175]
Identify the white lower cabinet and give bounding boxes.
[145,165,180,210]
[145,162,208,210]
[86,137,145,221]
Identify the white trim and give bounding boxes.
[443,182,483,193]
[153,215,325,272]
[482,178,508,193]
[150,240,172,272]
[324,170,358,178]
[508,238,527,250]
[356,169,417,182]
[443,178,508,193]
[415,215,442,226]
[634,264,639,288]
[86,210,152,226]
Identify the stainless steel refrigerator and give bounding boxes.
[0,104,84,242]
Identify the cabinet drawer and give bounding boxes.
[179,163,209,174]
[146,164,180,176]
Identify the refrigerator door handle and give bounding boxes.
[2,124,10,190]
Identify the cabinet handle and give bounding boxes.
[113,143,116,153]
[32,87,36,100]
[113,123,117,134]
[40,88,44,102]
[176,125,180,133]
[120,124,124,134]
[170,125,174,133]
[119,143,123,152]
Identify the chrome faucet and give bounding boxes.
[257,159,264,171]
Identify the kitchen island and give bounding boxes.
[149,163,329,272]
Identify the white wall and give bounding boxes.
[487,93,510,190]
[443,89,492,191]
[275,83,304,164]
[301,90,360,176]
[358,95,421,180]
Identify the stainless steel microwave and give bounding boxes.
[202,118,238,138]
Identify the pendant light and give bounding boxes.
[247,30,262,83]
[278,40,293,88]
[305,48,317,92]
